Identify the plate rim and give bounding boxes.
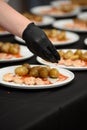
[84,38,87,45]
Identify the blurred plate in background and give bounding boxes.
[31,5,80,18]
[52,19,87,33]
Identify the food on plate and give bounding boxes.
[65,18,87,30]
[22,12,43,23]
[14,64,59,78]
[40,4,77,15]
[55,3,78,12]
[49,68,59,78]
[58,49,87,67]
[43,29,68,42]
[0,42,22,59]
[3,64,68,85]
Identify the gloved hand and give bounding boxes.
[22,23,60,63]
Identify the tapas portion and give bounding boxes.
[0,42,33,62]
[43,29,79,46]
[31,5,80,18]
[37,49,87,70]
[0,64,74,89]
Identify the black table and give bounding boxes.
[0,32,87,130]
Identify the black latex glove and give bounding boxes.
[22,23,60,63]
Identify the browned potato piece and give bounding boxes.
[58,50,65,57]
[44,29,58,38]
[49,68,59,78]
[0,42,11,53]
[39,67,49,78]
[29,67,39,77]
[9,44,20,54]
[74,49,82,57]
[57,31,66,40]
[70,54,79,60]
[22,63,31,70]
[15,66,29,76]
[13,43,20,50]
[50,29,58,38]
[64,50,73,59]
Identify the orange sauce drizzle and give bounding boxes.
[58,73,68,82]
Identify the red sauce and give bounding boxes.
[58,73,68,81]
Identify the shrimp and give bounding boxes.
[0,53,13,59]
[24,77,35,85]
[3,73,14,82]
[35,78,45,85]
[64,59,73,66]
[73,60,85,67]
[58,58,65,65]
[13,75,23,84]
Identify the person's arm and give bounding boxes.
[0,0,31,38]
[0,0,60,62]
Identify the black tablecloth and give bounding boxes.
[0,31,87,130]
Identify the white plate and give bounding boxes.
[0,45,33,63]
[77,12,87,21]
[37,49,87,70]
[52,19,87,33]
[84,38,87,45]
[0,65,74,89]
[30,5,80,18]
[51,31,80,46]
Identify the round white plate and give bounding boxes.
[30,5,80,18]
[52,19,87,33]
[0,65,74,89]
[84,38,87,45]
[37,49,87,70]
[0,45,33,63]
[51,31,80,46]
